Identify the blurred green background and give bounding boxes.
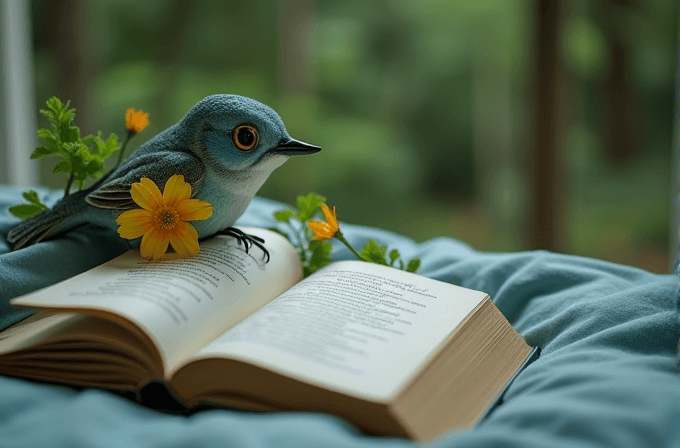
[27,0,678,273]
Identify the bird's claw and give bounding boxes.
[215,227,270,263]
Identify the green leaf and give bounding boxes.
[35,128,59,156]
[304,240,333,276]
[360,239,388,265]
[309,240,333,266]
[388,249,400,266]
[32,97,121,195]
[274,210,295,223]
[406,257,421,273]
[30,146,55,159]
[39,108,54,122]
[81,134,96,146]
[53,159,71,174]
[73,144,93,166]
[296,192,326,222]
[41,97,63,122]
[9,203,46,219]
[39,97,79,145]
[60,141,80,157]
[84,159,103,177]
[36,128,56,141]
[22,190,39,204]
[61,126,80,144]
[14,190,49,218]
[21,190,44,207]
[42,97,75,134]
[94,133,120,160]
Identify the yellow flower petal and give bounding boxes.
[116,208,151,226]
[126,108,149,134]
[308,221,336,241]
[140,177,162,198]
[320,204,338,230]
[308,221,333,234]
[118,224,152,240]
[117,209,153,239]
[118,175,213,260]
[169,222,200,257]
[176,199,213,222]
[180,182,192,201]
[125,108,134,129]
[163,175,191,206]
[308,203,340,241]
[140,228,170,260]
[131,180,163,211]
[139,232,154,259]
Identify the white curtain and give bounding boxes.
[0,0,38,187]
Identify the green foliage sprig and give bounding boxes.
[272,192,420,277]
[32,97,120,196]
[271,192,334,278]
[8,190,48,219]
[360,239,421,272]
[10,97,123,220]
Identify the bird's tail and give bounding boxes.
[7,190,90,250]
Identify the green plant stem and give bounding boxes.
[63,171,74,198]
[286,221,307,262]
[297,226,309,257]
[335,231,371,262]
[115,131,134,168]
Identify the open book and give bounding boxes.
[1,227,535,441]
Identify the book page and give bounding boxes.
[10,227,302,374]
[181,261,487,401]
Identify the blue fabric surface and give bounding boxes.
[0,185,679,447]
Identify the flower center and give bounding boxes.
[155,208,179,230]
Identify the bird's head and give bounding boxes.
[182,94,320,174]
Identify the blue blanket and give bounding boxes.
[0,185,679,447]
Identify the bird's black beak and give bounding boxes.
[274,138,321,156]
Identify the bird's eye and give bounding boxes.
[232,125,259,151]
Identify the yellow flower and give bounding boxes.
[116,175,213,260]
[125,108,149,134]
[308,203,339,241]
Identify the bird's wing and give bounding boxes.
[86,151,205,210]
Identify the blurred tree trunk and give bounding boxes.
[154,0,195,125]
[43,0,98,134]
[472,36,521,251]
[277,0,316,95]
[528,0,562,251]
[598,0,638,164]
[41,0,98,188]
[670,2,680,271]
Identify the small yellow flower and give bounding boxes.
[308,203,339,241]
[125,108,149,134]
[116,175,213,260]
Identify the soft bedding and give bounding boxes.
[0,185,679,448]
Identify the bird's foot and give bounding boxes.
[214,227,270,263]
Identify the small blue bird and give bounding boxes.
[7,94,321,258]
